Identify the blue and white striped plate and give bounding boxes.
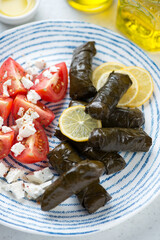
[0,20,160,236]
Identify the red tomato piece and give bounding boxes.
[0,97,13,120]
[12,94,55,127]
[0,129,14,159]
[0,57,27,97]
[11,121,49,164]
[32,62,68,102]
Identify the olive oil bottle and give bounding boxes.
[116,0,160,51]
[67,0,113,13]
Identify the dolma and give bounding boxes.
[85,72,132,120]
[88,128,152,152]
[102,107,145,128]
[69,100,145,128]
[82,147,126,175]
[77,180,110,214]
[48,142,111,213]
[54,128,126,175]
[69,41,97,100]
[41,160,104,211]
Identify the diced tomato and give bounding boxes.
[0,97,13,120]
[32,62,68,102]
[12,94,55,127]
[0,57,27,97]
[0,130,14,159]
[11,121,49,164]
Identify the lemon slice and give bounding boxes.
[92,62,126,88]
[123,66,154,107]
[59,106,102,142]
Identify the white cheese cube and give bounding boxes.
[34,79,39,85]
[3,79,11,97]
[0,116,4,129]
[27,90,41,104]
[26,74,33,81]
[49,65,59,72]
[17,107,25,117]
[0,162,8,177]
[11,143,25,157]
[25,108,39,120]
[21,76,34,89]
[6,168,25,183]
[4,181,25,200]
[18,122,36,139]
[3,71,7,79]
[26,66,39,76]
[26,167,54,184]
[43,69,52,79]
[2,126,12,133]
[35,59,46,70]
[24,181,51,199]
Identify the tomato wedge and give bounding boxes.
[11,121,49,164]
[0,97,13,120]
[0,129,14,159]
[12,94,55,127]
[32,62,68,102]
[0,57,27,97]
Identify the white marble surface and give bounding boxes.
[0,0,160,239]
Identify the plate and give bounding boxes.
[0,20,160,236]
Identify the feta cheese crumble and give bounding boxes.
[24,180,52,199]
[50,65,59,72]
[0,162,8,177]
[4,181,25,200]
[43,69,52,79]
[26,167,54,184]
[21,76,34,89]
[3,71,7,79]
[3,79,11,97]
[11,143,25,157]
[0,116,4,129]
[26,66,39,76]
[27,90,41,104]
[35,59,46,70]
[18,122,36,140]
[17,107,25,117]
[25,108,39,120]
[16,108,39,141]
[2,126,12,133]
[6,168,25,183]
[34,79,39,85]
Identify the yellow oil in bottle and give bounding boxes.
[0,0,36,17]
[116,0,160,51]
[67,0,113,13]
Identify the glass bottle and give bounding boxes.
[116,0,160,51]
[67,0,113,13]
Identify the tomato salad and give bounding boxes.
[0,57,68,164]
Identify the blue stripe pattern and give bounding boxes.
[0,20,160,236]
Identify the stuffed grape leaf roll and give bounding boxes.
[102,107,145,128]
[69,41,97,100]
[41,160,105,211]
[85,72,132,120]
[54,128,126,175]
[69,100,145,128]
[48,142,111,213]
[88,128,152,152]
